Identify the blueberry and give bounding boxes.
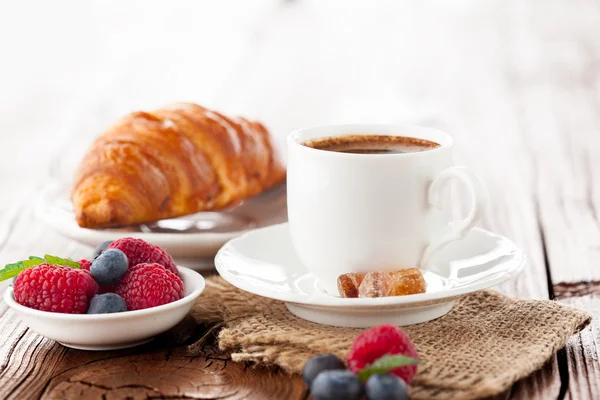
[365,373,408,400]
[87,293,127,314]
[92,240,113,259]
[311,370,363,400]
[90,248,128,285]
[302,354,346,386]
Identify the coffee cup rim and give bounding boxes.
[288,123,453,157]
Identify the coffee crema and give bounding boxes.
[301,134,440,154]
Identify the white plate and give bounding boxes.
[4,266,205,350]
[37,180,287,270]
[215,223,526,327]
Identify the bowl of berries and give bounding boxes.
[2,238,205,350]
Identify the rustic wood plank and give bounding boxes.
[38,345,304,400]
[0,309,305,400]
[559,296,600,400]
[501,0,600,396]
[2,0,599,399]
[516,84,600,285]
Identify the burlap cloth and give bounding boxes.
[189,277,591,399]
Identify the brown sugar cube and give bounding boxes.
[338,268,427,298]
[337,272,365,298]
[389,268,427,296]
[358,271,394,298]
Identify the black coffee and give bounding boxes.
[302,134,440,154]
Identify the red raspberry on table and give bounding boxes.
[115,263,184,311]
[108,238,178,275]
[13,264,98,314]
[78,259,91,271]
[347,324,419,384]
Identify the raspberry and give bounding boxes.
[78,259,91,271]
[347,324,419,384]
[108,238,178,275]
[14,264,98,314]
[115,263,184,310]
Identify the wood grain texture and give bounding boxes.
[560,296,600,400]
[0,322,305,400]
[509,1,600,285]
[40,346,304,400]
[0,0,599,399]
[503,1,600,394]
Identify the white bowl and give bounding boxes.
[3,266,205,350]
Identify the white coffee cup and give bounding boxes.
[287,123,487,296]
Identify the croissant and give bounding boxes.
[72,103,286,228]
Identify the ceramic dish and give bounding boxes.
[215,223,526,327]
[4,266,205,350]
[36,180,287,269]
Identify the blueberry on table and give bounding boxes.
[90,248,128,286]
[92,240,113,259]
[302,353,346,386]
[365,373,408,400]
[311,370,363,400]
[87,293,127,314]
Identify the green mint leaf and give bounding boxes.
[0,258,47,281]
[23,259,42,268]
[64,258,80,268]
[0,255,80,282]
[44,255,80,269]
[0,261,28,281]
[357,354,420,382]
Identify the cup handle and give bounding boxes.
[421,166,488,267]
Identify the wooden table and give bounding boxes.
[0,1,598,398]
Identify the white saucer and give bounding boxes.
[215,223,526,327]
[37,180,287,270]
